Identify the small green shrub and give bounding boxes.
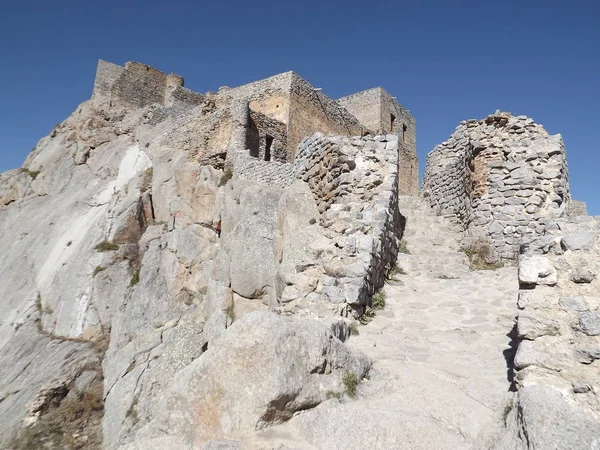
[129,268,141,287]
[342,371,358,398]
[399,239,410,254]
[349,323,360,336]
[326,390,342,400]
[387,263,406,280]
[372,289,386,310]
[358,308,376,325]
[94,241,119,252]
[92,266,105,277]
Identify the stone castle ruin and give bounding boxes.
[0,58,599,449]
[91,59,418,194]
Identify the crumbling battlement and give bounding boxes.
[423,112,575,259]
[91,60,204,111]
[271,132,404,317]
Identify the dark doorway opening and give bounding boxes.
[247,118,260,158]
[265,135,273,161]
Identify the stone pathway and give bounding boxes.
[244,197,519,449]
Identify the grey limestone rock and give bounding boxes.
[137,311,371,446]
[561,232,596,252]
[559,296,590,312]
[505,385,600,450]
[570,266,595,284]
[578,311,600,336]
[517,313,560,340]
[518,255,557,286]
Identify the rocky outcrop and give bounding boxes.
[0,71,405,447]
[423,112,572,260]
[127,312,370,447]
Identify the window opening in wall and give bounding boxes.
[390,114,396,131]
[402,124,407,142]
[265,135,273,161]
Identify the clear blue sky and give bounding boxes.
[1,0,598,213]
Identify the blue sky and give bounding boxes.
[1,0,598,213]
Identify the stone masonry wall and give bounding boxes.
[248,110,288,162]
[509,216,600,443]
[287,74,364,160]
[91,60,203,112]
[289,133,404,315]
[570,200,588,217]
[381,89,418,196]
[169,86,205,109]
[111,62,173,109]
[217,72,293,124]
[91,60,125,109]
[337,88,418,195]
[220,72,366,160]
[231,150,295,188]
[337,88,384,131]
[225,132,405,318]
[423,112,571,259]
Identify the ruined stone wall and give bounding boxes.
[336,88,383,131]
[337,88,418,195]
[508,216,600,442]
[291,133,404,315]
[139,101,234,161]
[111,62,172,109]
[221,72,365,160]
[91,60,202,112]
[169,86,205,109]
[218,72,292,124]
[91,60,125,109]
[380,90,418,196]
[248,111,287,162]
[570,200,588,217]
[287,74,364,160]
[226,132,405,317]
[231,150,295,187]
[423,112,571,259]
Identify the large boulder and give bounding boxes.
[133,311,371,447]
[501,385,600,449]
